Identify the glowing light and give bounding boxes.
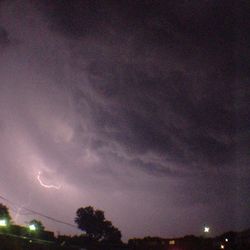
[29,224,36,231]
[225,238,228,242]
[204,226,210,233]
[37,171,61,190]
[220,244,225,249]
[0,219,7,227]
[169,240,175,245]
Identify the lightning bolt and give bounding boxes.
[37,171,61,190]
[14,192,32,221]
[14,203,28,221]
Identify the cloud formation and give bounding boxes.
[0,0,249,239]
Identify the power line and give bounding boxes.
[0,194,79,230]
[0,195,32,216]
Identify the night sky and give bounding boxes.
[0,0,249,240]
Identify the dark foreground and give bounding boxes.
[0,229,250,250]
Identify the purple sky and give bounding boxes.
[0,0,249,240]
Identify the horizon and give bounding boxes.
[1,203,250,242]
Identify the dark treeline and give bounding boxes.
[0,203,250,250]
[128,231,250,250]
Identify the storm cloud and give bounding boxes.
[0,0,249,239]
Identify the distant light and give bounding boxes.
[0,219,7,227]
[204,226,210,233]
[169,240,175,245]
[220,244,225,249]
[225,238,228,242]
[29,224,36,231]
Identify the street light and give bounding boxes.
[204,226,210,233]
[220,244,225,249]
[29,224,36,231]
[0,219,7,227]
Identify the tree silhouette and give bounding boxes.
[75,206,105,241]
[103,220,122,243]
[0,203,11,224]
[75,206,122,243]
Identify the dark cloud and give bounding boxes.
[0,0,249,240]
[0,26,9,46]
